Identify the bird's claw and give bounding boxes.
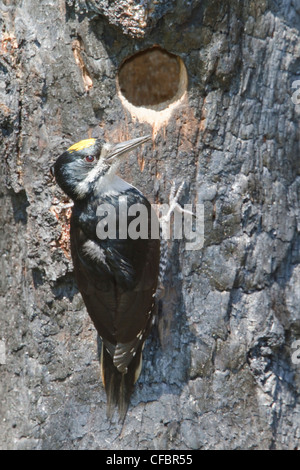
[162,181,195,223]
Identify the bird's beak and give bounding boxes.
[106,135,152,162]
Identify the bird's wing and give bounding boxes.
[70,201,160,372]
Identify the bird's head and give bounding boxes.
[51,135,151,201]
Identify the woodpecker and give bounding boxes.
[51,135,160,420]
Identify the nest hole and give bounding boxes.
[117,46,187,111]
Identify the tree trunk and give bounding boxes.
[1,0,300,450]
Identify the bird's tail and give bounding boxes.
[100,344,143,421]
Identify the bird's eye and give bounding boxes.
[85,155,95,163]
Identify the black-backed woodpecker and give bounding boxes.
[51,136,160,420]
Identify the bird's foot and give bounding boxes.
[161,181,195,224]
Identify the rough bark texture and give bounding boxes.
[1,0,300,450]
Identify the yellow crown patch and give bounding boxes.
[68,138,96,153]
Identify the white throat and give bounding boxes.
[94,174,133,196]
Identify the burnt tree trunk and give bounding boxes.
[1,0,300,450]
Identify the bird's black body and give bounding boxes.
[52,136,160,419]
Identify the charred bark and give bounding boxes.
[1,0,300,450]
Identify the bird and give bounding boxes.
[51,135,160,420]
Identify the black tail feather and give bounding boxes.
[101,344,143,421]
